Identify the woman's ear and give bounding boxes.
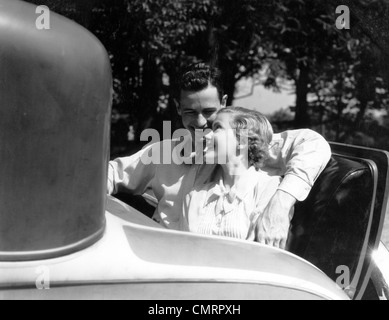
[237,132,249,149]
[238,142,249,152]
[236,139,249,158]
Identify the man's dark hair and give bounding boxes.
[180,63,224,102]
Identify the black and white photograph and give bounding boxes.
[0,0,388,302]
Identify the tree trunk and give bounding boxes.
[335,97,343,141]
[135,57,162,140]
[294,64,311,128]
[354,100,368,133]
[166,66,182,131]
[220,62,237,107]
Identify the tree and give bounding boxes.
[255,0,351,128]
[305,0,389,146]
[24,0,389,154]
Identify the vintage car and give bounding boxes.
[0,0,388,300]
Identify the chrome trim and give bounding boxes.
[373,243,389,300]
[0,278,346,301]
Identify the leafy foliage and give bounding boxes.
[24,0,389,155]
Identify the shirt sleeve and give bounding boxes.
[107,142,159,196]
[266,129,332,202]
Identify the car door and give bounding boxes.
[289,142,389,300]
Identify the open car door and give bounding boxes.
[289,142,389,300]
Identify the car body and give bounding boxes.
[0,196,351,301]
[0,0,388,300]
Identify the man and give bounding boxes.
[108,63,331,250]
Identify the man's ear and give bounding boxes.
[174,98,182,116]
[221,95,228,108]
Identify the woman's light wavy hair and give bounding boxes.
[217,107,273,171]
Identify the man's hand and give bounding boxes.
[255,190,296,250]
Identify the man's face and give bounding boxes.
[178,85,227,139]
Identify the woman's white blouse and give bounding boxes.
[182,166,282,241]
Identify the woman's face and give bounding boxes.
[204,113,239,165]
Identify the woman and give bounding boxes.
[181,107,282,242]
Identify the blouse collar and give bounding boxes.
[204,166,259,211]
